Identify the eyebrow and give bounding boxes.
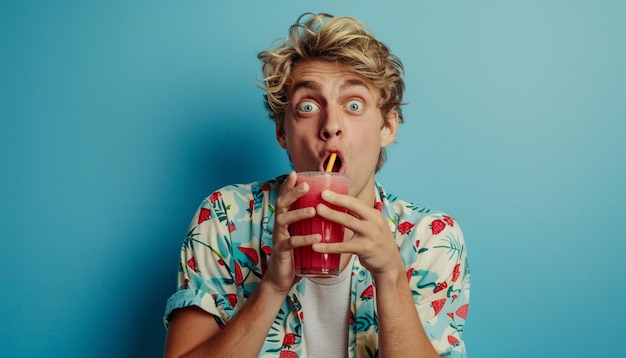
[291,78,370,94]
[340,79,369,92]
[291,81,322,93]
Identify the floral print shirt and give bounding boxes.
[164,175,470,357]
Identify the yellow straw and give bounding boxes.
[325,153,337,172]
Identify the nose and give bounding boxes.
[320,106,343,140]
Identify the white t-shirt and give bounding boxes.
[301,256,355,358]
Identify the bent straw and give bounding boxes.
[325,153,337,172]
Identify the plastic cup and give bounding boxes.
[289,171,350,277]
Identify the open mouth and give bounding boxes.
[321,152,343,173]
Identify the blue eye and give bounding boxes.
[297,101,319,113]
[346,100,364,112]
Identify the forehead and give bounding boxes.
[288,61,378,97]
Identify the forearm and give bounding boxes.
[181,281,288,358]
[374,262,440,358]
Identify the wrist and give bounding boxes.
[371,255,407,286]
[259,275,294,298]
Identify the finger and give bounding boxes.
[289,233,322,249]
[276,172,297,210]
[320,189,374,220]
[312,240,361,254]
[279,171,298,195]
[275,206,316,228]
[276,173,310,211]
[314,203,369,236]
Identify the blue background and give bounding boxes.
[1,1,625,357]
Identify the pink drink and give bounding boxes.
[289,172,350,277]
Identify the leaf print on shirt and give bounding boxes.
[205,191,230,224]
[186,231,249,289]
[211,294,237,316]
[250,182,270,213]
[434,233,465,261]
[415,239,429,254]
[447,316,466,345]
[406,202,432,213]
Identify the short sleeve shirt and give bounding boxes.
[164,175,470,357]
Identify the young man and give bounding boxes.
[163,13,469,358]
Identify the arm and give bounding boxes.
[164,172,321,357]
[372,258,441,357]
[313,190,444,357]
[164,280,289,358]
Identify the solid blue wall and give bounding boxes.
[1,1,625,357]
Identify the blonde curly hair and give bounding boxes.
[258,13,406,171]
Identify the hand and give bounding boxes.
[264,172,322,294]
[312,189,404,278]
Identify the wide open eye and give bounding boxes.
[346,99,364,112]
[297,101,320,113]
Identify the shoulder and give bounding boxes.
[376,182,458,232]
[376,182,465,254]
[199,175,287,208]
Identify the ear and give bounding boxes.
[276,122,288,149]
[381,110,399,147]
